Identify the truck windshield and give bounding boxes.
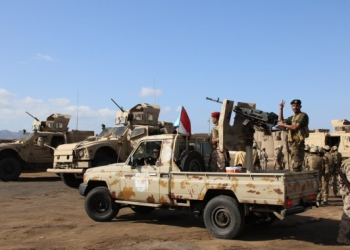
[15,133,34,142]
[112,126,127,137]
[97,127,114,138]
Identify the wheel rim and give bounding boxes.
[93,197,110,213]
[212,206,231,228]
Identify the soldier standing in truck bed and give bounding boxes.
[210,111,228,172]
[278,99,309,172]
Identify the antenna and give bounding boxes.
[76,91,79,130]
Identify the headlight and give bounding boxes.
[77,149,85,158]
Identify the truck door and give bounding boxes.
[121,140,164,203]
[28,134,53,164]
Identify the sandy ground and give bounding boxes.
[0,172,348,250]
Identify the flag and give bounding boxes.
[173,106,191,136]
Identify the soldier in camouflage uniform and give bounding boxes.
[252,142,261,170]
[210,111,227,172]
[260,148,268,170]
[278,99,309,172]
[305,147,324,203]
[274,145,284,170]
[332,145,343,197]
[337,158,350,245]
[303,144,310,170]
[318,148,330,205]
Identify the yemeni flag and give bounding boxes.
[173,106,191,136]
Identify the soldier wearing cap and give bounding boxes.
[278,99,309,172]
[260,147,268,170]
[210,111,228,172]
[317,147,330,205]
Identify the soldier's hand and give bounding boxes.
[279,100,285,109]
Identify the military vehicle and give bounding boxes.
[304,119,350,160]
[79,98,319,240]
[47,101,173,188]
[0,112,94,182]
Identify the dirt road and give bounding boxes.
[0,172,347,250]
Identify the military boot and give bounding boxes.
[337,234,350,245]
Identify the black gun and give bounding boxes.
[26,111,39,121]
[111,98,125,112]
[206,97,279,132]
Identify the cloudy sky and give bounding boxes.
[1,1,349,135]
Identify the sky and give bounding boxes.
[1,0,349,135]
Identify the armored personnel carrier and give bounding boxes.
[47,101,173,188]
[0,112,94,181]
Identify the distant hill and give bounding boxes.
[0,130,23,140]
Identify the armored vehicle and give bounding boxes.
[47,102,173,188]
[0,112,94,181]
[79,99,319,240]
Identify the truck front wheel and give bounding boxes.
[0,157,22,181]
[85,187,120,222]
[203,195,245,239]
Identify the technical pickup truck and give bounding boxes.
[79,99,319,239]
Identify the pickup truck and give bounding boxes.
[79,99,319,239]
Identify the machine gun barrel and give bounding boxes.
[25,111,39,121]
[206,97,279,132]
[111,98,125,113]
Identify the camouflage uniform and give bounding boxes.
[253,146,261,170]
[284,112,309,172]
[332,146,343,196]
[337,158,350,245]
[319,149,330,204]
[274,146,284,170]
[305,148,324,202]
[210,125,226,172]
[260,148,268,170]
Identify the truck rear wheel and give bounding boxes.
[179,151,205,172]
[60,174,82,189]
[0,157,21,181]
[85,187,120,222]
[203,195,245,239]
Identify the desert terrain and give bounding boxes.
[0,172,348,250]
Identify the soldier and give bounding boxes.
[332,145,343,197]
[274,145,284,170]
[260,148,268,170]
[318,148,330,205]
[252,142,261,170]
[303,144,311,169]
[278,99,309,172]
[210,111,227,172]
[324,145,335,199]
[305,147,324,203]
[337,158,350,245]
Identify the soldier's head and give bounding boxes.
[318,148,325,156]
[309,147,317,154]
[211,111,220,124]
[332,145,338,151]
[152,148,160,158]
[323,145,331,152]
[290,99,302,113]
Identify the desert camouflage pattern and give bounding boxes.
[338,158,350,244]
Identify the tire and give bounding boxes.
[0,157,22,181]
[203,195,245,239]
[130,205,155,214]
[60,173,82,189]
[85,187,119,222]
[92,157,116,167]
[180,151,205,172]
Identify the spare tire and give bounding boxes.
[179,151,205,172]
